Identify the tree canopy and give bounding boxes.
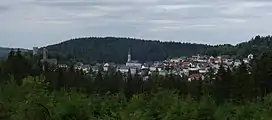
[204,35,272,58]
[43,36,272,64]
[45,37,210,64]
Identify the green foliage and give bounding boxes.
[2,78,272,120]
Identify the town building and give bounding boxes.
[32,47,38,56]
[121,49,142,74]
[40,48,57,71]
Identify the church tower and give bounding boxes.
[127,48,131,62]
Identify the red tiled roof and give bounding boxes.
[182,62,190,65]
[189,74,202,79]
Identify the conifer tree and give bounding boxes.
[124,69,133,99]
[231,61,250,102]
[213,65,231,103]
[91,70,103,94]
[252,51,272,97]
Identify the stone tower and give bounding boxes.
[43,48,48,60]
[33,47,38,56]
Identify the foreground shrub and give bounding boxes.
[1,77,272,120]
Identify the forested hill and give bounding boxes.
[204,35,272,58]
[0,47,29,59]
[45,37,210,63]
[45,35,272,63]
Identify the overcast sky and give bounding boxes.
[1,0,272,48]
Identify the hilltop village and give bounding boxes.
[35,47,254,81]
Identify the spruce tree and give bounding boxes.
[213,65,231,103]
[124,69,133,99]
[232,61,250,102]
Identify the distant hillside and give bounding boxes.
[45,37,210,63]
[204,35,272,58]
[0,47,11,58]
[44,36,272,64]
[0,47,29,59]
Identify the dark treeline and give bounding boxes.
[45,37,210,64]
[44,35,272,64]
[205,35,272,58]
[2,49,272,119]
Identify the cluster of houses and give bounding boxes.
[66,50,254,81]
[34,47,254,81]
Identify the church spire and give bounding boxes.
[128,48,131,62]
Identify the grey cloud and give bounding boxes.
[1,0,272,48]
[0,6,9,13]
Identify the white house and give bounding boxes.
[248,54,254,60]
[103,63,110,71]
[126,61,142,69]
[117,65,129,73]
[170,58,181,63]
[234,60,242,67]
